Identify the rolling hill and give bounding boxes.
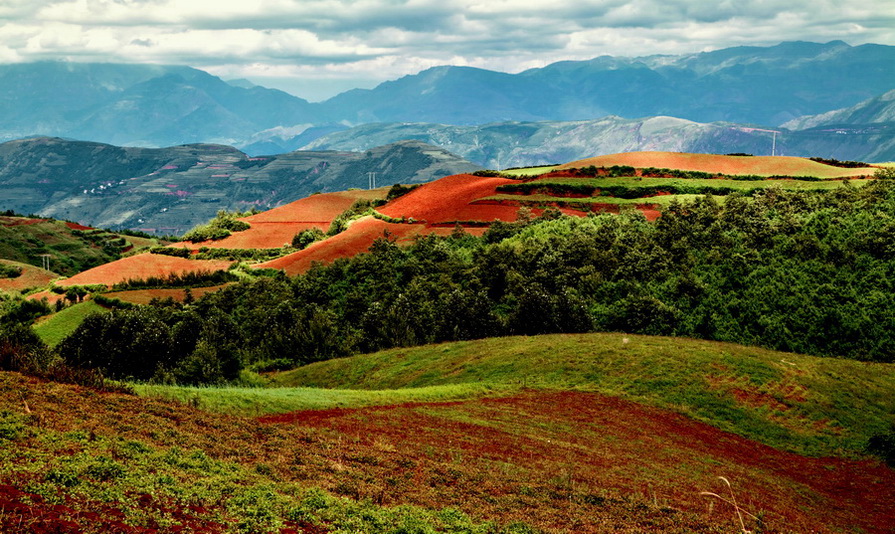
[3,333,894,533]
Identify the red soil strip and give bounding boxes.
[262,390,895,533]
[103,285,230,305]
[191,222,330,250]
[56,254,233,287]
[256,217,423,276]
[64,221,93,231]
[0,217,47,226]
[0,261,55,292]
[379,174,517,224]
[24,290,66,305]
[559,151,876,178]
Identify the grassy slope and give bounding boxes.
[264,333,895,458]
[5,365,895,534]
[32,300,109,347]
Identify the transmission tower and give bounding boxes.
[367,171,378,190]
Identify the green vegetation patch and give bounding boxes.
[271,333,895,458]
[33,300,109,347]
[135,382,511,416]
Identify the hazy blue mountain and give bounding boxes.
[1,41,894,150]
[783,90,895,130]
[0,62,322,147]
[321,41,895,126]
[0,137,478,234]
[305,115,895,167]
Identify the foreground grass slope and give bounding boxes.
[267,333,895,458]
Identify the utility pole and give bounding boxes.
[772,131,777,157]
[40,254,51,271]
[367,172,377,190]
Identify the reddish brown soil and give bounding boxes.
[559,152,875,178]
[64,222,93,231]
[0,217,47,226]
[2,373,893,533]
[0,261,55,292]
[256,217,424,276]
[56,254,233,287]
[261,390,895,534]
[179,190,387,250]
[379,174,517,223]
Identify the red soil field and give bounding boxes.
[0,261,55,293]
[64,221,93,231]
[262,390,895,534]
[0,216,46,227]
[56,254,233,287]
[179,189,387,250]
[560,151,877,178]
[256,217,424,276]
[379,174,518,224]
[103,285,230,305]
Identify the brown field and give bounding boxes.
[2,371,893,533]
[559,152,877,178]
[256,217,425,276]
[102,285,230,305]
[181,190,389,250]
[56,254,233,287]
[0,260,55,293]
[379,174,518,223]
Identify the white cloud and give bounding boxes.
[1,0,893,99]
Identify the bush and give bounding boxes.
[292,228,326,250]
[874,167,895,180]
[868,425,895,466]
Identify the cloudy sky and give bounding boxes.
[2,0,894,101]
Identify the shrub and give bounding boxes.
[874,167,895,180]
[292,228,326,250]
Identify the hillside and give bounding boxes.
[0,214,160,279]
[4,333,895,532]
[783,90,895,130]
[0,62,322,147]
[0,137,478,234]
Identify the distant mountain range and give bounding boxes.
[0,137,478,234]
[1,41,893,152]
[304,113,895,168]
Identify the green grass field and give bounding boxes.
[499,166,558,177]
[529,176,874,191]
[134,381,512,416]
[483,193,704,206]
[255,333,895,458]
[32,300,108,347]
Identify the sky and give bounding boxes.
[1,0,894,101]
